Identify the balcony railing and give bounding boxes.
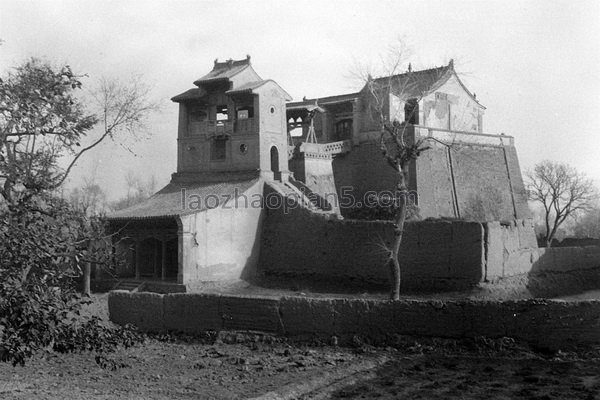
[296,140,353,158]
[188,118,256,137]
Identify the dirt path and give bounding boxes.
[2,340,599,399]
[0,338,381,399]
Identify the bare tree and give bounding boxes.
[70,178,107,216]
[60,74,160,186]
[527,160,597,247]
[354,44,452,299]
[110,171,158,211]
[0,59,160,206]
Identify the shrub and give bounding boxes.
[0,195,142,366]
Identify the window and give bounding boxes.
[335,119,352,140]
[404,98,419,125]
[216,105,228,121]
[211,138,227,160]
[237,106,253,119]
[190,107,207,122]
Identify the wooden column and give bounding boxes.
[161,239,167,281]
[153,240,159,278]
[134,238,141,280]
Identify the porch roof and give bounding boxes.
[107,176,260,221]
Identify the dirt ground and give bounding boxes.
[323,355,600,400]
[1,292,600,399]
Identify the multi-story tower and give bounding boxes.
[171,55,291,181]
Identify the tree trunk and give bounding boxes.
[389,166,409,300]
[82,262,91,296]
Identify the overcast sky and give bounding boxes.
[1,0,599,200]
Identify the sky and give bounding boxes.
[1,0,599,200]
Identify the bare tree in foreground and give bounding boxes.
[527,160,597,247]
[355,45,452,299]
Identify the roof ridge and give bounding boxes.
[375,63,451,82]
[213,55,252,70]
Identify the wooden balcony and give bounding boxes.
[187,118,256,137]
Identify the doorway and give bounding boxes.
[270,146,281,180]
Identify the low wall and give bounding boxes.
[483,219,600,297]
[109,291,600,351]
[258,201,485,292]
[258,206,600,297]
[484,219,539,280]
[553,238,600,247]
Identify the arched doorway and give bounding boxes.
[270,146,280,180]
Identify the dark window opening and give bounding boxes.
[211,138,227,160]
[189,106,207,122]
[404,99,419,125]
[335,119,353,141]
[237,106,254,119]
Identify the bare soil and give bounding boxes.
[322,356,600,400]
[1,293,600,399]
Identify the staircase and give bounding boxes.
[267,180,339,216]
[113,280,145,292]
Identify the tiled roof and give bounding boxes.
[107,177,260,220]
[171,87,207,103]
[193,56,252,86]
[370,64,453,99]
[226,80,265,93]
[369,60,482,106]
[226,79,293,100]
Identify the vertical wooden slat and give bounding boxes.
[161,238,167,281]
[135,238,140,280]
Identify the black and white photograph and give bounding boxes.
[0,1,599,398]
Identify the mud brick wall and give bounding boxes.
[258,204,485,292]
[108,291,165,331]
[485,219,600,279]
[109,292,600,351]
[320,142,530,221]
[484,220,539,280]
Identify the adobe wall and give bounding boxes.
[179,180,264,285]
[290,155,340,213]
[308,140,529,222]
[484,220,539,280]
[482,220,600,297]
[109,291,600,351]
[415,142,530,221]
[330,143,402,211]
[258,200,485,292]
[484,219,600,280]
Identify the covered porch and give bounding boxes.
[110,217,180,283]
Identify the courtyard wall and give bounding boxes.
[109,291,600,351]
[258,197,485,292]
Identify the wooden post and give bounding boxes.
[153,240,159,278]
[161,239,167,281]
[135,238,141,280]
